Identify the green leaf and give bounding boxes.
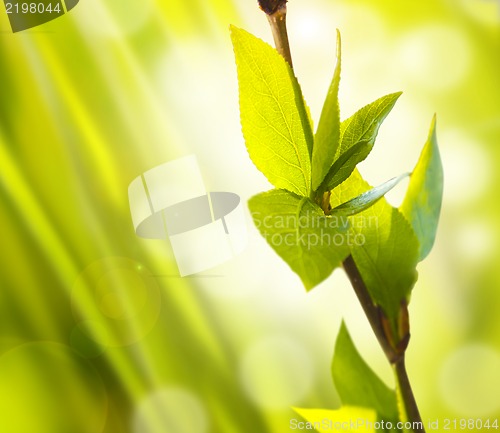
[320,140,371,195]
[312,30,342,191]
[293,406,377,432]
[332,322,399,423]
[249,189,350,290]
[339,92,402,155]
[330,170,419,321]
[321,93,402,192]
[231,26,313,197]
[400,116,443,261]
[331,173,409,217]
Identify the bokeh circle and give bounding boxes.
[71,257,161,349]
[0,342,107,433]
[132,387,209,433]
[239,335,315,410]
[439,344,500,417]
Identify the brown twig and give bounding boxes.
[393,355,426,432]
[258,0,293,68]
[342,255,396,361]
[343,256,425,432]
[257,0,287,15]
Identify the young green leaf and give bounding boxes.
[318,140,370,193]
[400,116,443,261]
[332,322,399,423]
[231,26,313,197]
[293,406,377,432]
[330,170,419,322]
[320,93,402,192]
[352,207,418,327]
[339,92,402,154]
[249,189,350,290]
[312,30,342,191]
[331,173,409,217]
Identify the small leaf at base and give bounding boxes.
[332,322,399,422]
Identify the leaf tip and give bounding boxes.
[302,278,316,292]
[229,24,241,43]
[334,320,351,355]
[431,113,437,126]
[338,319,348,336]
[333,29,342,68]
[230,24,245,36]
[385,91,403,111]
[335,29,341,52]
[424,115,439,158]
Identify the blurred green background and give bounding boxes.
[1,0,499,432]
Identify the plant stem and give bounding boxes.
[260,2,293,68]
[343,255,425,433]
[260,3,425,431]
[342,255,395,361]
[394,355,426,432]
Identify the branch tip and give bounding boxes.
[258,0,287,15]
